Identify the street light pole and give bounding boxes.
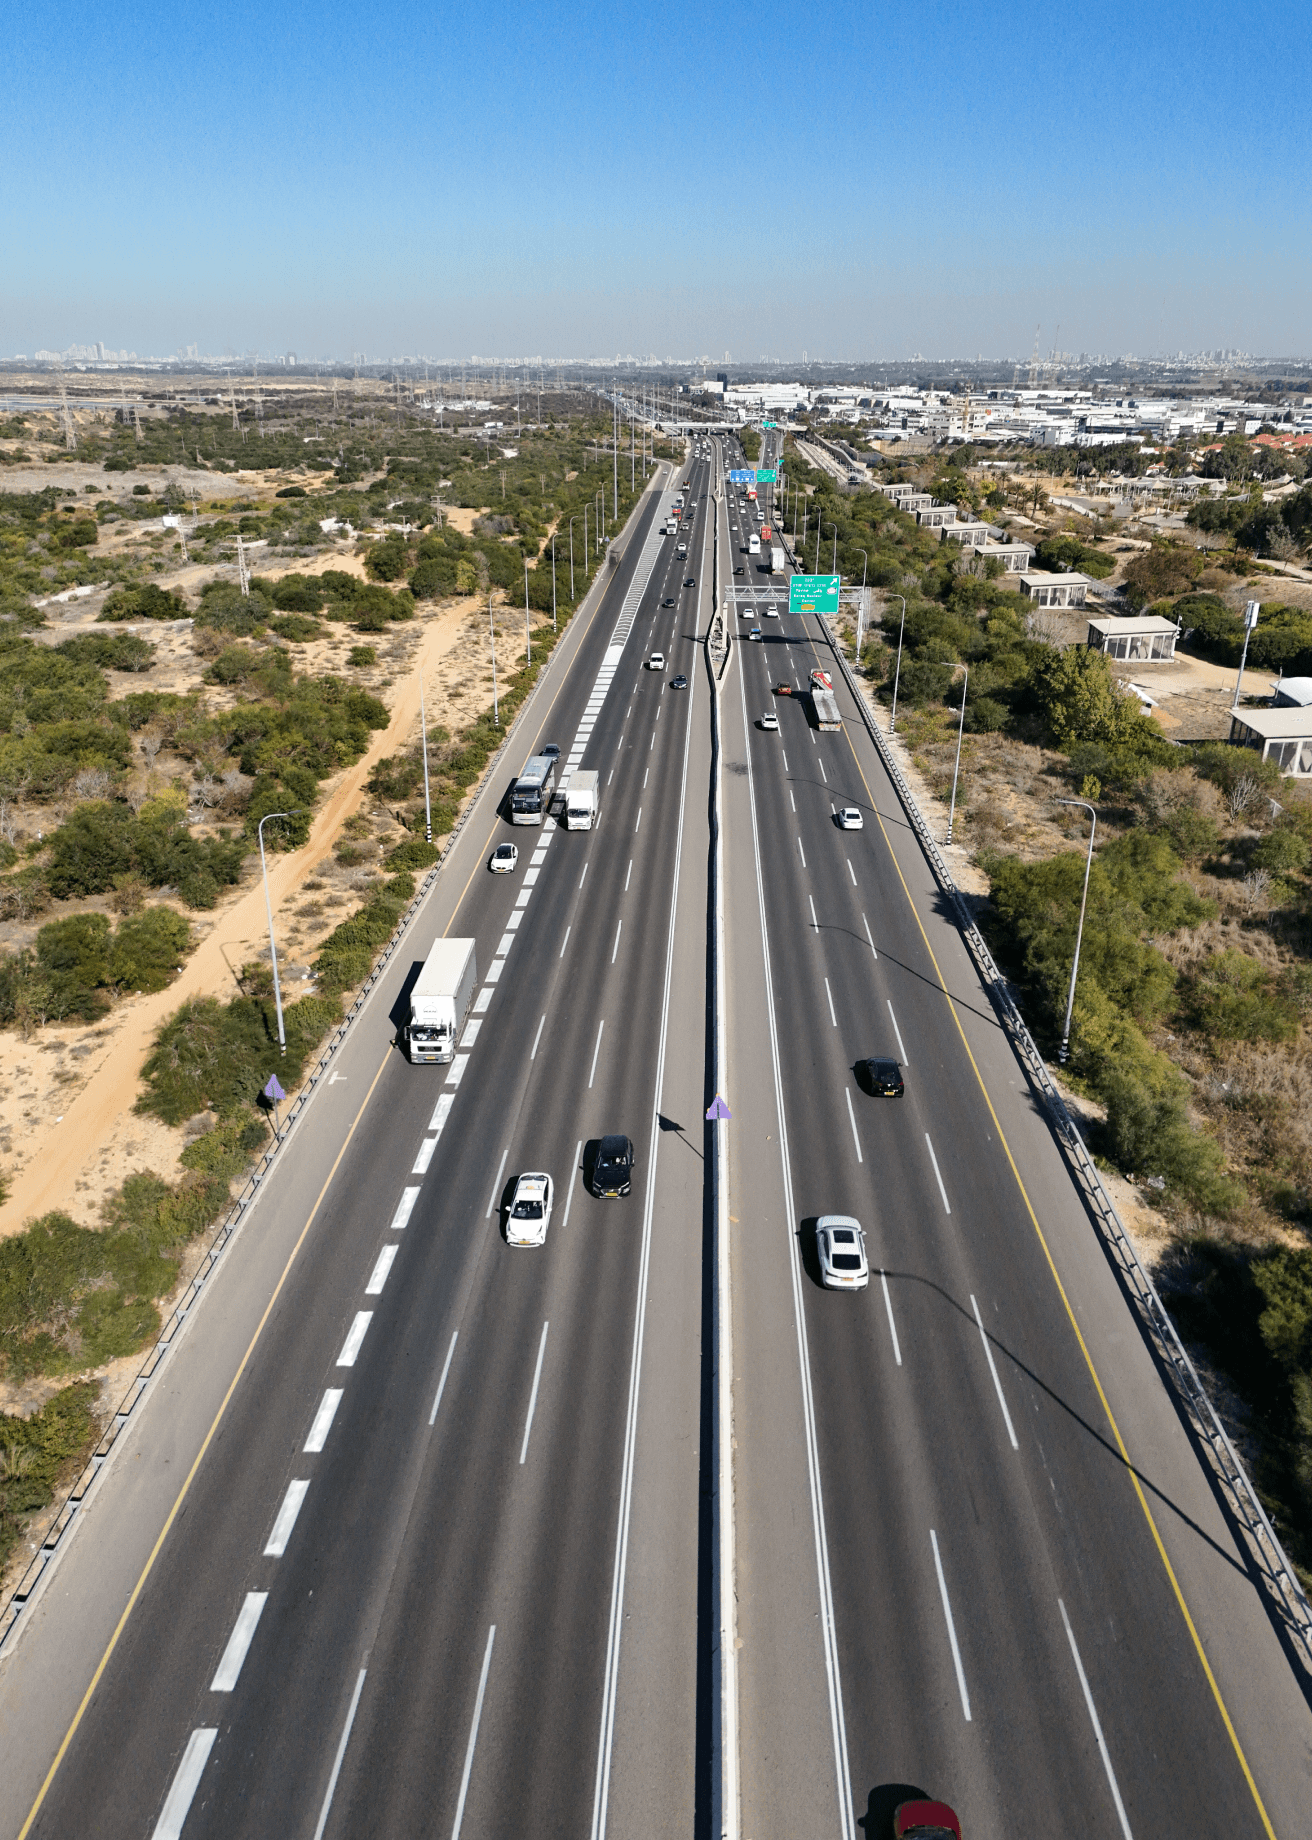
[855,549,868,659]
[583,504,588,575]
[569,517,576,601]
[1056,799,1098,1066]
[419,671,432,842]
[489,592,499,725]
[888,596,908,730]
[524,561,531,663]
[832,524,838,575]
[939,661,968,844]
[551,533,557,631]
[257,809,306,1057]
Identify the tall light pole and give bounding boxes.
[1232,599,1260,709]
[831,523,838,575]
[1056,799,1098,1066]
[583,504,588,575]
[524,561,531,663]
[569,516,576,601]
[489,592,499,725]
[940,661,968,845]
[257,809,306,1057]
[551,532,557,631]
[613,392,618,519]
[888,596,908,731]
[419,671,432,842]
[855,549,868,659]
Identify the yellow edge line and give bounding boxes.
[18,1050,392,1840]
[18,484,645,1835]
[828,671,1276,1838]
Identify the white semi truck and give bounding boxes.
[564,769,600,830]
[407,937,478,1063]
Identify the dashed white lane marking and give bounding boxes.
[846,858,857,887]
[151,1729,217,1840]
[462,1016,483,1044]
[412,1138,437,1175]
[635,806,642,832]
[611,920,622,964]
[265,1479,311,1557]
[523,866,540,886]
[818,757,827,783]
[790,789,796,812]
[971,1294,1019,1450]
[579,860,589,889]
[825,978,838,1027]
[312,1666,368,1840]
[495,932,515,958]
[781,750,789,771]
[844,1087,863,1164]
[797,836,806,868]
[643,768,649,788]
[514,888,531,909]
[451,1626,497,1840]
[430,1331,459,1425]
[211,1591,267,1692]
[559,926,571,958]
[473,985,494,1014]
[366,1244,398,1296]
[625,858,633,891]
[880,1274,903,1366]
[304,1389,343,1452]
[430,1093,454,1135]
[607,768,614,785]
[862,914,878,960]
[887,1000,908,1064]
[336,1311,373,1367]
[809,895,819,933]
[531,1013,547,1060]
[588,1019,605,1088]
[485,1147,509,1218]
[519,1321,550,1465]
[925,1134,951,1214]
[1059,1599,1135,1840]
[484,958,504,984]
[390,1188,420,1232]
[930,1530,972,1721]
[561,1140,583,1228]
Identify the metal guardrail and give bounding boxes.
[0,475,668,1654]
[819,618,1312,1678]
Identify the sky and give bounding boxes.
[4,0,1310,364]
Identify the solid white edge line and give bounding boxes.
[151,1728,217,1840]
[530,1013,546,1060]
[880,1273,903,1366]
[1059,1599,1135,1840]
[561,1140,583,1229]
[430,1331,459,1425]
[519,1320,550,1465]
[970,1293,1020,1450]
[335,1311,372,1367]
[844,1087,863,1164]
[450,1623,496,1837]
[210,1590,267,1692]
[365,1244,397,1296]
[311,1666,367,1840]
[925,1134,951,1214]
[304,1388,343,1452]
[265,1478,311,1557]
[930,1529,972,1721]
[887,999,908,1064]
[591,609,698,1840]
[485,1146,509,1219]
[735,621,855,1840]
[588,1017,605,1088]
[862,914,878,960]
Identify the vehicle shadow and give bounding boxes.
[857,1783,934,1840]
[797,1216,826,1290]
[389,960,424,1039]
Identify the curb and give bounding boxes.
[817,616,1312,1680]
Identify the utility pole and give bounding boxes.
[569,517,576,601]
[613,390,618,519]
[524,561,532,664]
[489,593,499,725]
[257,811,307,1056]
[551,533,557,631]
[1056,801,1098,1065]
[1232,601,1260,708]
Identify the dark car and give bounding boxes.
[862,1057,904,1097]
[734,565,744,575]
[684,577,695,587]
[541,742,560,763]
[670,674,688,689]
[594,1134,634,1197]
[663,597,676,607]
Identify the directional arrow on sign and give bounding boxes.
[705,1094,732,1122]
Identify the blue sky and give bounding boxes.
[5,0,1309,361]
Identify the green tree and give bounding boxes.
[1025,647,1152,749]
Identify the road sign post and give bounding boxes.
[789,573,841,615]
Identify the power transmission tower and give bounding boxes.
[1027,325,1041,390]
[133,405,143,444]
[230,385,239,431]
[57,372,77,450]
[236,534,251,597]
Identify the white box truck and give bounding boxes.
[564,769,600,831]
[407,937,477,1063]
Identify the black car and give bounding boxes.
[734,566,744,575]
[670,674,688,689]
[594,1134,634,1197]
[663,597,676,607]
[684,577,695,588]
[862,1057,905,1098]
[541,742,560,763]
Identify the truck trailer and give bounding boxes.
[407,937,477,1063]
[564,769,600,831]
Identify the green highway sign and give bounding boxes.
[789,574,841,614]
[762,421,777,428]
[755,468,777,483]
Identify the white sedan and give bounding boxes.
[648,652,666,670]
[490,842,519,873]
[507,1172,554,1247]
[760,710,779,730]
[836,807,864,831]
[816,1216,869,1291]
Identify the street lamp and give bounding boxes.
[419,671,432,842]
[257,809,307,1057]
[888,596,908,731]
[855,549,868,659]
[488,591,499,725]
[524,560,531,664]
[831,524,838,576]
[569,516,576,601]
[939,661,968,845]
[551,532,557,631]
[1055,799,1098,1066]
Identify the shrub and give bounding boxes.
[275,485,307,498]
[271,574,326,612]
[108,906,191,992]
[1121,542,1202,610]
[35,913,112,1021]
[385,834,441,871]
[98,583,186,622]
[347,645,377,668]
[137,991,338,1123]
[0,1383,97,1574]
[56,632,155,673]
[364,536,408,581]
[268,615,323,643]
[1033,535,1114,580]
[411,557,457,600]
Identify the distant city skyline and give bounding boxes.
[5,0,1308,363]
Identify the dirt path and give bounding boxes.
[0,600,480,1238]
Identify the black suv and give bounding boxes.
[593,1134,634,1197]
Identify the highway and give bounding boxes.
[4,427,1312,1840]
[719,429,1312,1838]
[1,455,719,1839]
